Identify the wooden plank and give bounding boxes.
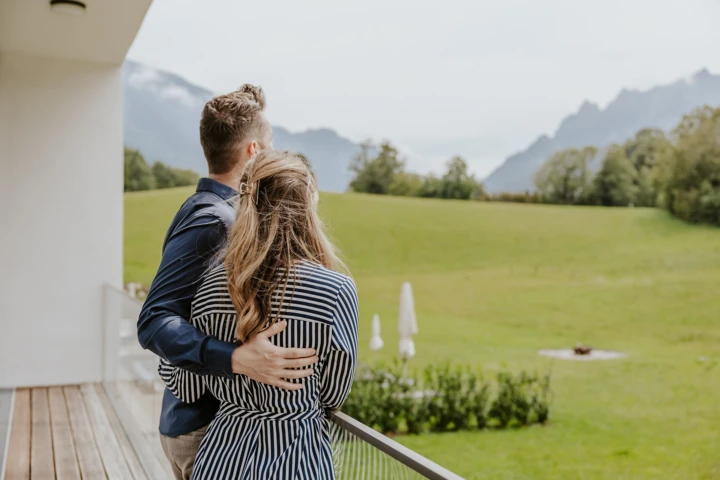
[6,389,30,480]
[119,383,172,479]
[120,382,172,479]
[103,382,171,479]
[80,384,133,480]
[118,382,155,435]
[30,388,54,480]
[137,387,172,480]
[48,387,81,480]
[93,384,148,480]
[0,389,14,478]
[145,431,173,479]
[63,386,106,480]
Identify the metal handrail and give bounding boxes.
[326,410,465,480]
[103,284,463,478]
[102,283,150,382]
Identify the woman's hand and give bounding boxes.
[230,320,318,390]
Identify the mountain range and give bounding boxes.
[124,61,720,194]
[123,60,360,192]
[483,69,720,193]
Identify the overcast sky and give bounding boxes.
[128,0,720,177]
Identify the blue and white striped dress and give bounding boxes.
[158,261,359,480]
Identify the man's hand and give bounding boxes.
[231,320,319,390]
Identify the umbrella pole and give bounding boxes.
[401,358,408,378]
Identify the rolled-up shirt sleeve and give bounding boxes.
[137,213,236,378]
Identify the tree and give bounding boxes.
[634,167,656,207]
[417,174,443,198]
[170,167,200,188]
[439,156,481,200]
[622,129,671,207]
[534,147,597,204]
[346,141,483,201]
[125,147,199,192]
[590,146,638,206]
[662,106,720,225]
[389,172,424,197]
[124,148,154,191]
[349,141,404,194]
[624,128,670,171]
[151,161,177,189]
[348,140,375,193]
[152,161,199,189]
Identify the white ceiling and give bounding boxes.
[0,0,152,64]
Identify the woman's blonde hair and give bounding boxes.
[225,150,341,342]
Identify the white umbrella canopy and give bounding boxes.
[398,282,418,360]
[399,337,415,360]
[369,314,384,351]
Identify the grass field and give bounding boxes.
[125,187,720,479]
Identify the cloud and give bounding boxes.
[126,64,161,89]
[127,64,201,108]
[158,84,199,108]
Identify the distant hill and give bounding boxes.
[123,60,360,192]
[484,69,720,193]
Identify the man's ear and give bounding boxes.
[246,140,259,158]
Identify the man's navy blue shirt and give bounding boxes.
[137,178,238,437]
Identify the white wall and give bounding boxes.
[0,52,123,388]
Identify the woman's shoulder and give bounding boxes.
[199,263,229,292]
[293,261,355,295]
[295,263,358,330]
[191,264,235,317]
[291,262,357,322]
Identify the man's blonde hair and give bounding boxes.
[224,150,343,343]
[199,84,268,174]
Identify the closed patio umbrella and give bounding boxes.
[398,282,418,375]
[369,314,384,351]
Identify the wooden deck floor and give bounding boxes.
[3,383,172,480]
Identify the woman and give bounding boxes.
[159,150,359,479]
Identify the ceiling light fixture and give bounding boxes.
[50,0,87,17]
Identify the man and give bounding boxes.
[137,84,319,480]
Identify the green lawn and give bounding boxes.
[125,188,720,479]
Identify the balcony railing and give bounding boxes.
[328,410,465,480]
[103,284,159,385]
[102,284,465,480]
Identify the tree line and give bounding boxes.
[124,147,200,192]
[349,141,485,200]
[533,106,720,225]
[349,106,720,227]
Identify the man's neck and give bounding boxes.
[208,163,245,191]
[208,173,239,190]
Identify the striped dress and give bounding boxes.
[158,261,359,480]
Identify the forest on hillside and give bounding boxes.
[124,147,199,192]
[349,106,720,227]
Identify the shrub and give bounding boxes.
[486,191,544,204]
[487,371,552,428]
[342,363,406,434]
[424,364,477,432]
[531,371,552,424]
[342,362,550,436]
[467,369,491,429]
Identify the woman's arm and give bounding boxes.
[320,278,360,410]
[158,358,207,403]
[156,312,213,404]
